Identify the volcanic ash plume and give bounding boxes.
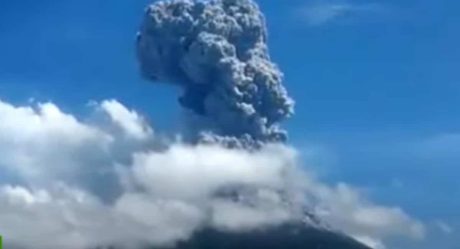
[137,0,294,147]
[0,0,426,248]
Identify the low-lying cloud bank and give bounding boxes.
[0,99,423,249]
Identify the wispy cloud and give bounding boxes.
[298,1,388,26]
[435,220,454,235]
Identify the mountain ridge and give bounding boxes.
[154,223,373,249]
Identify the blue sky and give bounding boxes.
[0,0,459,248]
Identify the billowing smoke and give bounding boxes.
[137,0,294,147]
[0,99,424,249]
[0,0,426,248]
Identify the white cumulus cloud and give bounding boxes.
[0,98,424,249]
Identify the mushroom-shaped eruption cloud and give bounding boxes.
[137,0,294,147]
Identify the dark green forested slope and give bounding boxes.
[156,224,372,249]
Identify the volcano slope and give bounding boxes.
[137,0,376,248]
[156,224,372,249]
